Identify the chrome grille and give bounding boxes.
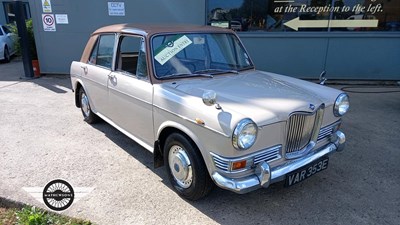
[318,121,340,142]
[286,108,324,154]
[253,145,281,165]
[211,145,281,172]
[212,156,229,171]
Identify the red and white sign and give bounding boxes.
[42,14,56,32]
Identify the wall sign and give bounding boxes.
[41,0,52,13]
[55,14,69,24]
[207,0,398,32]
[42,14,56,32]
[108,2,125,16]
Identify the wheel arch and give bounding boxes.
[74,82,83,107]
[73,80,89,108]
[153,121,206,169]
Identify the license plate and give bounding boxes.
[285,157,329,187]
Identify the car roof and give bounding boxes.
[92,24,234,36]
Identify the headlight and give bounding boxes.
[334,93,350,117]
[232,118,258,150]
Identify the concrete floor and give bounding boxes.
[1,58,400,225]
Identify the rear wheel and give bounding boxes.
[79,88,98,124]
[164,133,214,200]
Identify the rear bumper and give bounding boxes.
[211,131,346,194]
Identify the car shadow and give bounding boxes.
[0,57,71,94]
[86,118,344,225]
[89,120,168,179]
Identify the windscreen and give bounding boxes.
[152,33,253,79]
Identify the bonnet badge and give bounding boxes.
[309,104,315,110]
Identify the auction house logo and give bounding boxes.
[42,179,74,211]
[23,179,93,211]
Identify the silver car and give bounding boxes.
[70,24,349,200]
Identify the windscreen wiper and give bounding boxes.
[159,73,214,80]
[238,66,255,72]
[194,69,239,75]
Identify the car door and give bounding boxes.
[80,34,116,117]
[107,35,154,150]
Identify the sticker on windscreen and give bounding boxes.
[154,35,192,65]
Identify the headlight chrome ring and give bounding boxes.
[334,93,350,117]
[232,118,258,150]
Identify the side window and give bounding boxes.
[2,26,11,34]
[94,34,115,69]
[117,36,147,78]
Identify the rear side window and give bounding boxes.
[88,34,115,69]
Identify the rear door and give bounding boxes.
[82,34,116,117]
[107,35,154,150]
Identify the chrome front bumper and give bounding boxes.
[211,131,346,194]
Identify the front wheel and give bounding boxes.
[3,46,10,63]
[78,88,98,124]
[164,133,214,200]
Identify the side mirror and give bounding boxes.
[202,90,217,106]
[202,90,221,109]
[319,71,327,85]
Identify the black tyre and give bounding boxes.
[3,46,10,63]
[78,88,98,124]
[164,133,214,200]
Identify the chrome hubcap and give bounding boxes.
[81,92,90,117]
[168,145,192,188]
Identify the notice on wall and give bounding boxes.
[41,0,52,13]
[42,14,56,32]
[55,14,69,24]
[108,2,125,16]
[272,1,382,30]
